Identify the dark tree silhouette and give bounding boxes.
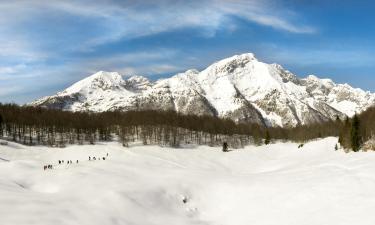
[351,114,361,152]
[222,142,228,152]
[264,130,271,145]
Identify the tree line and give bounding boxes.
[0,103,374,151]
[0,104,261,148]
[338,107,375,151]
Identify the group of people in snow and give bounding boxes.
[43,153,109,170]
[89,153,109,161]
[58,160,76,165]
[43,164,53,170]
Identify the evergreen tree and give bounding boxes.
[0,113,2,137]
[264,130,271,145]
[350,114,361,152]
[222,142,228,152]
[339,116,351,149]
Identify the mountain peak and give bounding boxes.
[216,53,257,65]
[126,75,152,92]
[184,69,199,75]
[233,53,256,60]
[306,74,320,81]
[61,71,125,95]
[203,53,257,75]
[31,53,375,127]
[88,71,123,83]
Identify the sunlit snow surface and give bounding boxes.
[1,138,375,225]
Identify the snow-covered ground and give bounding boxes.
[1,137,375,225]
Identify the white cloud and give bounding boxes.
[0,64,26,75]
[115,64,182,77]
[260,44,375,67]
[0,0,315,52]
[0,0,316,69]
[0,86,24,97]
[79,49,183,76]
[214,0,315,33]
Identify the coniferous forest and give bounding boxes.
[0,103,374,151]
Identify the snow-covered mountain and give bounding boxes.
[30,53,375,127]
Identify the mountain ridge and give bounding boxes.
[30,53,375,127]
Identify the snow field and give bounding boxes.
[1,138,375,225]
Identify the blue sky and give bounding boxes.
[1,0,375,103]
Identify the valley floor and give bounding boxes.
[1,138,375,225]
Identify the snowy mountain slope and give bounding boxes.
[30,53,375,127]
[2,138,375,225]
[301,75,375,117]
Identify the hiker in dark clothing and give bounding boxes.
[58,160,61,164]
[106,153,109,157]
[102,157,105,160]
[76,160,79,164]
[67,161,70,164]
[44,165,47,170]
[222,142,228,152]
[89,156,91,161]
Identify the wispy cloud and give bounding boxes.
[214,0,315,33]
[79,49,185,76]
[116,64,182,77]
[0,0,316,61]
[260,44,375,67]
[0,86,24,98]
[0,0,315,52]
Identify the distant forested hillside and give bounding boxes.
[0,103,374,151]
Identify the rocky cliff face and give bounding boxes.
[30,53,375,127]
